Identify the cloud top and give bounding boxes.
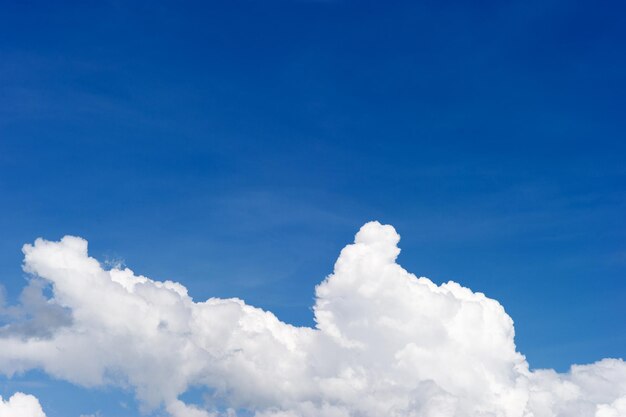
[0,392,46,417]
[0,222,624,416]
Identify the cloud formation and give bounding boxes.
[0,392,46,417]
[0,222,624,417]
[0,278,72,339]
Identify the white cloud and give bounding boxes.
[595,396,626,417]
[0,392,46,417]
[0,222,624,416]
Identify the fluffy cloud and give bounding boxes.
[0,222,624,417]
[0,392,46,417]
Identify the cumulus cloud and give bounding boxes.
[0,222,623,417]
[0,392,46,417]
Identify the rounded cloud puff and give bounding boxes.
[0,222,624,417]
[0,392,46,417]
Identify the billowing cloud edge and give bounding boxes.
[0,222,624,417]
[0,392,46,417]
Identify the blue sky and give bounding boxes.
[0,1,625,416]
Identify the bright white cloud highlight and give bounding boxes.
[0,222,624,417]
[0,392,46,417]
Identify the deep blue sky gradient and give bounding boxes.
[0,1,625,416]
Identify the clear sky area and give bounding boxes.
[0,1,624,417]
